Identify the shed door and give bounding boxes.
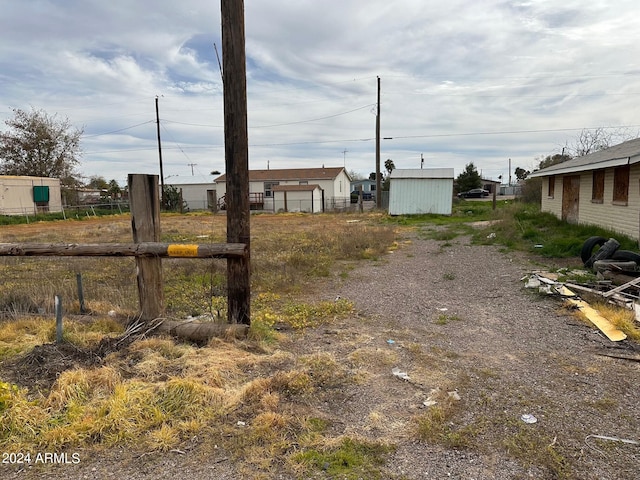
[561,175,580,224]
[207,189,216,210]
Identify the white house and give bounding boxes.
[164,174,218,211]
[529,137,640,240]
[0,175,63,215]
[388,168,455,215]
[214,167,351,211]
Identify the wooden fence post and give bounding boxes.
[128,174,163,321]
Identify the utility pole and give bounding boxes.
[342,149,348,167]
[188,163,197,175]
[375,76,381,206]
[155,96,165,209]
[221,0,250,325]
[421,153,424,169]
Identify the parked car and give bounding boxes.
[457,188,490,198]
[350,190,373,203]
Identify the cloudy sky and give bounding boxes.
[2,1,640,186]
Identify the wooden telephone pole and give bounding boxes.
[375,76,381,206]
[221,0,250,325]
[155,96,165,209]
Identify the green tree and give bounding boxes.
[537,153,572,170]
[0,108,83,180]
[163,185,186,212]
[514,167,530,181]
[107,179,122,198]
[456,162,482,193]
[87,175,109,190]
[384,159,395,176]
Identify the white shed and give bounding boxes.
[164,174,217,211]
[0,175,63,215]
[388,168,454,215]
[273,184,323,213]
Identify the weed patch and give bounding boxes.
[414,391,477,449]
[434,313,461,325]
[291,437,395,479]
[502,422,572,479]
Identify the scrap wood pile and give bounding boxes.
[524,236,640,346]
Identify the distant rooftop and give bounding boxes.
[215,167,346,183]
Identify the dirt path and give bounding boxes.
[296,229,640,479]
[4,228,639,479]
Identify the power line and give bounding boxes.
[251,104,375,128]
[83,120,154,138]
[83,123,640,154]
[160,122,193,163]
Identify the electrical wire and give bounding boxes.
[83,120,154,138]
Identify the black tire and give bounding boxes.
[585,237,620,268]
[580,236,607,265]
[612,250,640,264]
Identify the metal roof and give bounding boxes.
[389,168,454,179]
[529,137,640,178]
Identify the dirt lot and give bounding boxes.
[3,222,640,479]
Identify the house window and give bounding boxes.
[591,170,604,203]
[264,182,279,198]
[299,181,308,185]
[613,165,629,205]
[548,176,555,198]
[370,184,376,191]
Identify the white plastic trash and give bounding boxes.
[521,414,537,424]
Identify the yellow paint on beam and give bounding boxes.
[167,244,199,257]
[565,298,627,342]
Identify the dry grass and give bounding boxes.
[0,212,399,477]
[0,212,395,319]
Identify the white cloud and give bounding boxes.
[1,0,640,183]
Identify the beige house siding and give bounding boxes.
[540,166,640,240]
[0,176,63,215]
[540,176,563,216]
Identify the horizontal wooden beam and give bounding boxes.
[0,242,247,258]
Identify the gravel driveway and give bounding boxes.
[6,226,639,480]
[324,228,640,479]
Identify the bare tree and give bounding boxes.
[565,127,638,157]
[347,169,364,181]
[0,107,83,180]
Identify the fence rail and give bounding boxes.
[0,242,247,258]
